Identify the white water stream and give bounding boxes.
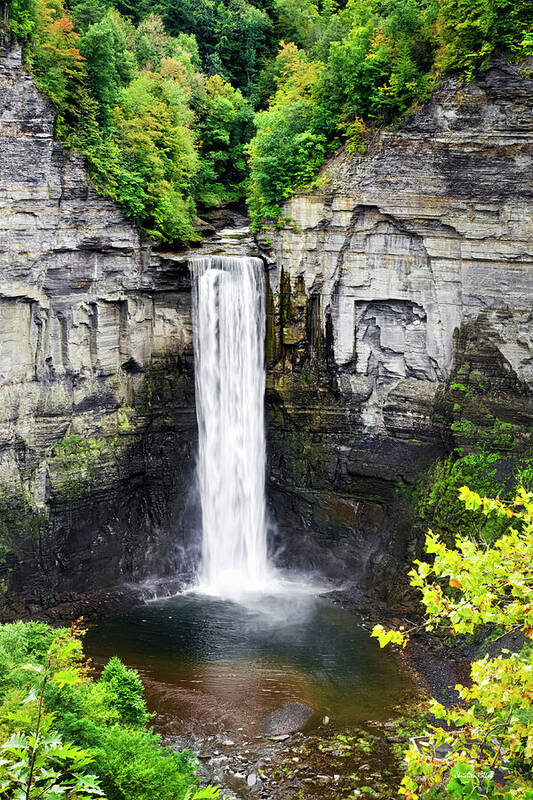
[191,255,273,596]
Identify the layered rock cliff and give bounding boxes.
[1,42,532,613]
[262,59,533,584]
[0,46,198,616]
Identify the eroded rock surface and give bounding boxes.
[0,45,198,615]
[263,59,533,583]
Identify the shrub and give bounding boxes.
[0,623,217,800]
[374,486,533,799]
[100,656,149,727]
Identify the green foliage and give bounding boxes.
[0,728,104,800]
[69,0,111,32]
[0,628,104,800]
[79,11,135,122]
[131,0,274,95]
[0,621,62,699]
[5,0,38,37]
[274,0,323,50]
[107,70,199,240]
[93,726,199,800]
[345,116,367,155]
[314,0,436,127]
[193,73,255,206]
[100,657,149,727]
[50,435,107,499]
[0,622,217,800]
[213,0,273,93]
[6,0,532,237]
[436,0,533,77]
[247,42,326,222]
[373,487,533,799]
[30,0,85,110]
[415,451,516,545]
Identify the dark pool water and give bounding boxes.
[85,588,417,741]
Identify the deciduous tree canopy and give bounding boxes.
[4,0,532,239]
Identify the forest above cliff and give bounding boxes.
[3,0,532,242]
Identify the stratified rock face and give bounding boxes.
[0,46,199,615]
[264,59,533,581]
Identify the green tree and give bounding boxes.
[134,12,171,68]
[274,0,322,49]
[247,42,325,223]
[108,70,199,241]
[100,657,149,727]
[69,0,111,32]
[194,73,255,206]
[31,0,85,109]
[144,0,217,67]
[373,486,533,799]
[214,0,273,91]
[5,0,38,37]
[313,0,435,133]
[79,11,135,122]
[436,0,533,77]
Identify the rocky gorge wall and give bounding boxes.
[1,41,532,615]
[0,45,200,617]
[261,59,533,587]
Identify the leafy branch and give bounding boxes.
[373,486,533,799]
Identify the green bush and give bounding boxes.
[5,0,38,37]
[95,726,198,800]
[0,621,61,697]
[0,622,216,800]
[100,656,150,727]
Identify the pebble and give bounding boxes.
[247,774,257,787]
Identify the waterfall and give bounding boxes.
[191,256,271,595]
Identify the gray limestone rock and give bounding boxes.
[263,703,314,736]
[0,45,198,615]
[264,58,533,584]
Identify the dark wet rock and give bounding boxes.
[193,217,217,236]
[263,703,314,737]
[201,203,249,231]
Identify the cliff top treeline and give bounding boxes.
[4,0,532,240]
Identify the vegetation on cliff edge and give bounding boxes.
[2,0,532,238]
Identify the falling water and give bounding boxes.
[191,256,271,596]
